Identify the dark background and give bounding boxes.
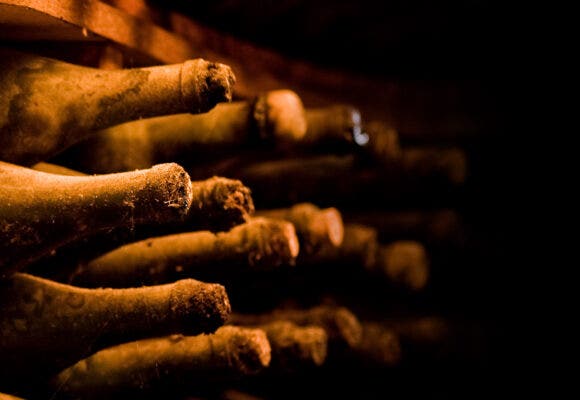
[1,0,533,397]
[149,1,523,398]
[151,0,518,80]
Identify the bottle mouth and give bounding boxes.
[252,89,307,144]
[182,59,236,114]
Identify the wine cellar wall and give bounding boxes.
[1,1,513,399]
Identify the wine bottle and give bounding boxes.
[230,305,362,354]
[0,47,235,165]
[53,89,307,173]
[0,161,192,277]
[248,321,328,372]
[255,203,344,255]
[31,162,255,232]
[49,326,269,399]
[0,273,230,380]
[302,223,430,291]
[70,217,299,288]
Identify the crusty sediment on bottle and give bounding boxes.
[247,321,328,372]
[49,326,270,399]
[0,47,235,165]
[0,161,192,277]
[71,217,299,288]
[31,162,255,233]
[0,273,230,380]
[53,89,306,173]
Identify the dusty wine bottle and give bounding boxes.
[249,321,328,372]
[49,327,271,399]
[0,273,230,380]
[255,203,344,255]
[70,217,300,288]
[303,223,430,291]
[185,176,255,231]
[54,89,307,173]
[0,47,235,165]
[30,162,255,232]
[230,305,362,354]
[0,161,192,277]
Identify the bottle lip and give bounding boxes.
[251,90,307,144]
[180,59,236,114]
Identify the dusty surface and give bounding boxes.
[259,321,328,370]
[187,176,254,231]
[0,48,234,165]
[72,217,299,287]
[0,273,230,380]
[252,90,306,144]
[0,162,192,276]
[257,203,344,255]
[51,326,270,398]
[231,305,362,351]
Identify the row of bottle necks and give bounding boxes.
[0,42,474,400]
[1,46,360,166]
[1,46,465,172]
[1,45,466,275]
